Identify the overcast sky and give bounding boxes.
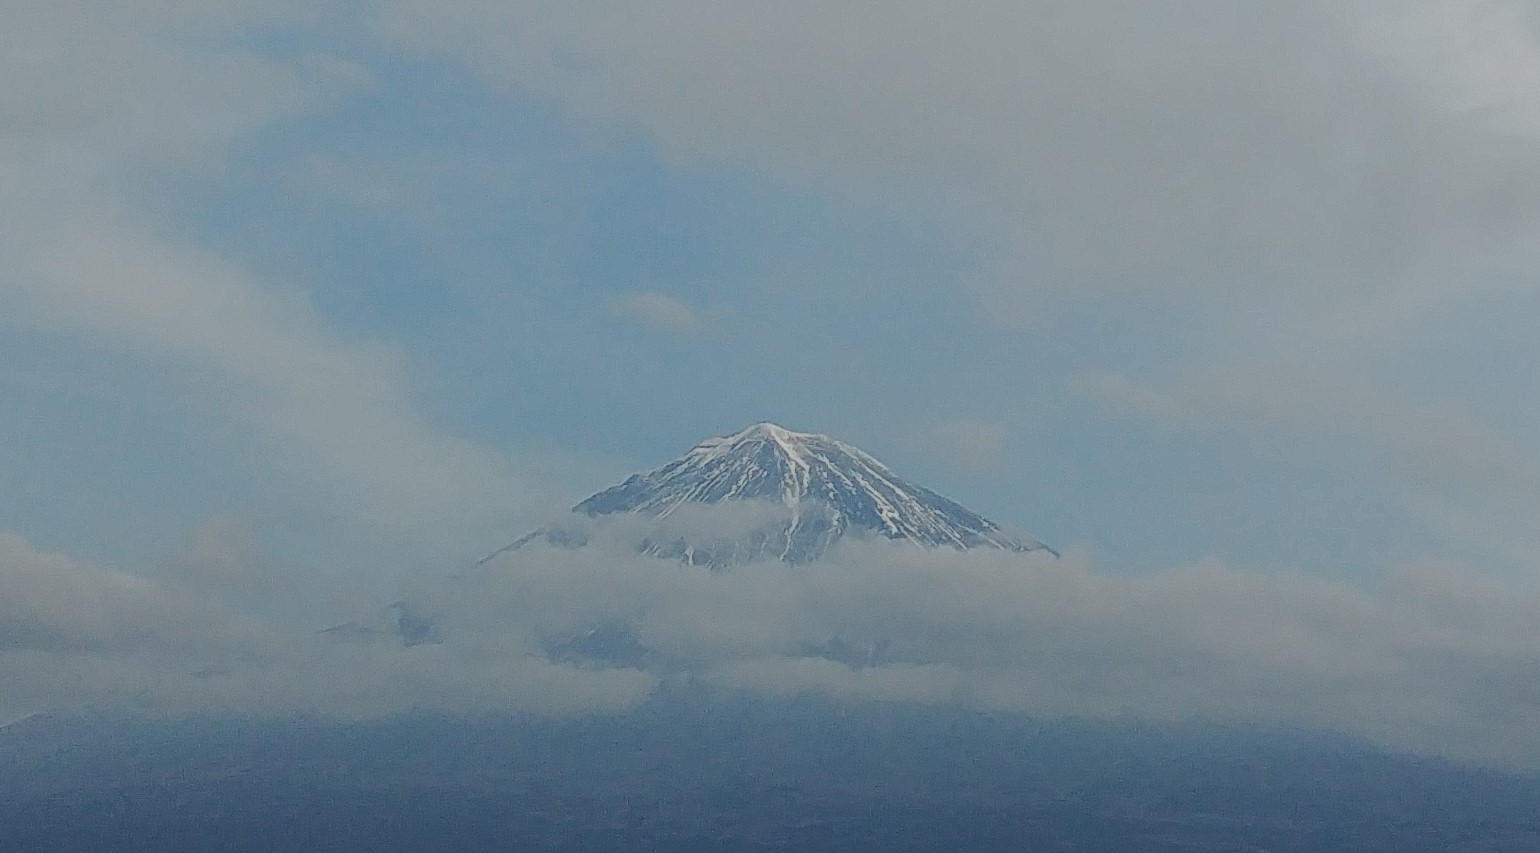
[4,1,1540,767]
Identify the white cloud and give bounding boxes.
[606,291,706,333]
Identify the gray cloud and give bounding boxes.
[373,0,1540,315]
[0,532,278,659]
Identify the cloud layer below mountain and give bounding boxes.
[7,527,1538,771]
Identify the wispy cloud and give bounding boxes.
[606,291,706,333]
[920,418,1009,471]
[0,2,544,556]
[1077,363,1540,567]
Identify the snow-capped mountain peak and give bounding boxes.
[591,422,873,513]
[490,423,1054,566]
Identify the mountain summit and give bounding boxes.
[488,422,1054,566]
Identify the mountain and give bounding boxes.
[487,422,1054,566]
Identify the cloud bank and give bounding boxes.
[7,526,1539,771]
[0,532,652,720]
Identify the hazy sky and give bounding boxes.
[4,1,1540,766]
